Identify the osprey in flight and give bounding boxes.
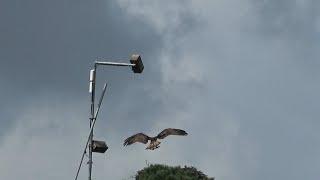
[123,128,188,150]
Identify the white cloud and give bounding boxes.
[115,1,320,180]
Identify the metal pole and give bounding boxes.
[88,65,96,180]
[75,58,141,180]
[74,82,108,180]
[87,62,133,180]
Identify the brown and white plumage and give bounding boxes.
[124,128,188,150]
[123,133,150,146]
[157,128,188,139]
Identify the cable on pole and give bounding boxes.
[74,83,108,180]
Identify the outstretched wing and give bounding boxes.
[157,128,188,139]
[124,133,150,146]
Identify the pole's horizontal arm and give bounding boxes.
[95,54,143,73]
[95,61,135,67]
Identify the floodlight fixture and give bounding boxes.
[130,54,144,73]
[92,140,108,153]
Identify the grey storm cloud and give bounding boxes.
[0,0,320,180]
[0,0,164,137]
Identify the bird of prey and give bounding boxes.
[123,128,188,150]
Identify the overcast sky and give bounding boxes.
[0,0,319,180]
